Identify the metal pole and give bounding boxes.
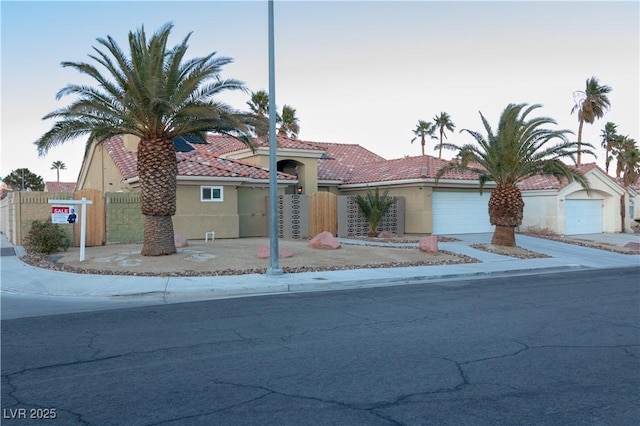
[266,0,282,275]
[80,197,87,261]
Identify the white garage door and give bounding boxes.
[565,199,602,235]
[432,191,493,234]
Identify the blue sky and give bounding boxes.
[1,0,638,183]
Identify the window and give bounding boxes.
[201,186,223,202]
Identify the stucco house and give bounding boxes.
[75,133,635,238]
[518,163,633,234]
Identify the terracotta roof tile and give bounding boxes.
[44,181,76,192]
[102,136,296,182]
[518,163,608,191]
[316,142,386,181]
[205,133,325,155]
[340,155,481,184]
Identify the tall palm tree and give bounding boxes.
[571,76,612,165]
[247,90,270,117]
[433,112,455,159]
[411,120,436,156]
[612,135,640,182]
[611,134,639,231]
[277,105,300,139]
[436,103,592,247]
[35,23,253,256]
[50,160,66,182]
[600,122,618,174]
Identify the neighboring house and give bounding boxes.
[76,134,633,238]
[44,181,76,192]
[518,163,630,234]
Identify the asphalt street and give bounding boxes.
[2,267,639,425]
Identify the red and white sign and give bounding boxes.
[51,205,71,224]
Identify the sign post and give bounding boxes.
[48,197,93,261]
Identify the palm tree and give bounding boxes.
[611,134,639,231]
[600,122,618,174]
[246,90,270,137]
[433,112,455,159]
[247,90,270,117]
[571,76,612,165]
[411,120,437,156]
[436,103,592,247]
[35,23,253,256]
[612,135,638,180]
[355,187,397,237]
[50,160,66,182]
[277,105,300,139]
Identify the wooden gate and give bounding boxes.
[308,192,337,236]
[73,188,105,247]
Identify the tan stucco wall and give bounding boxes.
[237,187,269,237]
[521,193,559,232]
[173,184,240,239]
[0,191,75,245]
[237,153,317,193]
[295,159,318,195]
[81,143,131,192]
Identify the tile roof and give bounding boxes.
[45,181,76,192]
[102,136,296,182]
[339,155,482,185]
[316,142,386,181]
[517,163,611,191]
[205,133,326,156]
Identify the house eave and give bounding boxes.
[224,147,325,160]
[338,178,495,190]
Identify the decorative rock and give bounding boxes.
[624,242,640,251]
[378,231,397,238]
[308,231,341,249]
[174,234,189,248]
[257,245,294,259]
[419,236,438,254]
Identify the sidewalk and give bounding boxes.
[1,232,638,303]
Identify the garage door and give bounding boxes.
[565,199,602,235]
[432,191,493,234]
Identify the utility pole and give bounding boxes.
[266,0,282,275]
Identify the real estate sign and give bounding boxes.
[51,205,71,224]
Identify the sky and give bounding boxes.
[1,0,638,184]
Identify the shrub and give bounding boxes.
[355,188,397,237]
[23,220,70,254]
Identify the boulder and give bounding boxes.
[377,231,397,238]
[174,234,189,248]
[308,231,341,249]
[419,236,438,254]
[257,245,294,259]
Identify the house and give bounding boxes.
[76,133,635,239]
[518,163,631,234]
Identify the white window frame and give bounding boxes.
[200,186,224,202]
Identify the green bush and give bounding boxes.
[355,188,397,237]
[23,220,70,254]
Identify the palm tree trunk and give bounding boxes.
[620,194,626,233]
[577,119,584,165]
[56,169,60,182]
[438,130,444,159]
[421,136,425,156]
[138,137,178,256]
[492,225,516,247]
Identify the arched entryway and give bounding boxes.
[277,159,304,194]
